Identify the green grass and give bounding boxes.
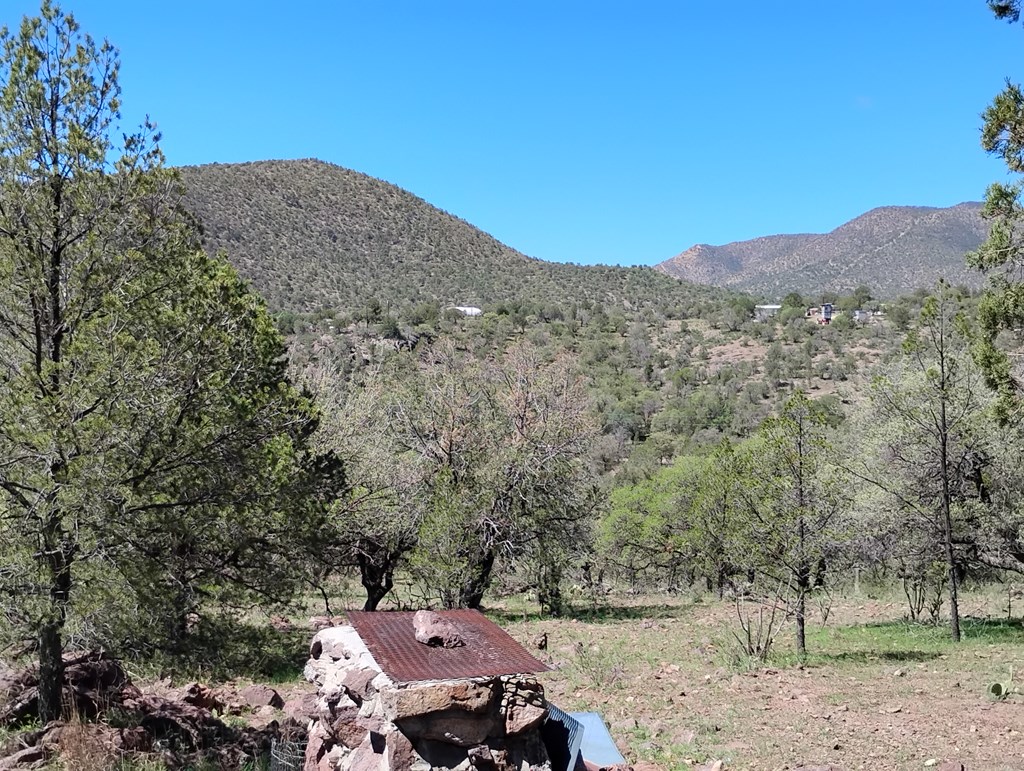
[799,616,1024,666]
[128,616,309,684]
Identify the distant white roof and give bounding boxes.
[755,304,782,310]
[454,306,483,317]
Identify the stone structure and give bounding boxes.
[303,623,553,771]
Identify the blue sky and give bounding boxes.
[18,1,1022,266]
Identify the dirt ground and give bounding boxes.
[496,589,1024,771]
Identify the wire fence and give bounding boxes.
[269,737,306,771]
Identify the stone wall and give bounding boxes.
[303,625,553,771]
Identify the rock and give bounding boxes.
[282,692,319,722]
[395,709,500,747]
[304,657,332,686]
[468,744,493,766]
[341,667,379,703]
[381,681,495,720]
[413,610,466,648]
[321,671,354,705]
[181,682,224,713]
[385,729,417,770]
[924,762,938,768]
[504,701,547,736]
[936,764,966,771]
[370,671,394,694]
[696,761,725,771]
[354,713,385,733]
[304,720,333,770]
[344,739,383,771]
[320,743,348,771]
[240,684,284,710]
[247,705,280,730]
[532,633,548,651]
[334,715,368,749]
[311,626,356,661]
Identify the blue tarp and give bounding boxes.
[569,711,627,768]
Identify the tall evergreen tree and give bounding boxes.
[0,3,338,721]
[970,0,1024,420]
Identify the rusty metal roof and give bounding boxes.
[346,609,550,683]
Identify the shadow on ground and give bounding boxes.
[148,617,309,683]
[488,602,694,625]
[815,649,942,665]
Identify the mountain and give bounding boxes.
[178,159,729,316]
[655,203,989,299]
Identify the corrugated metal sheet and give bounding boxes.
[346,609,550,683]
[543,704,584,771]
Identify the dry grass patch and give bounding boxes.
[495,590,1024,770]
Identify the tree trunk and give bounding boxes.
[38,523,71,724]
[813,557,827,589]
[943,507,962,642]
[537,558,564,617]
[939,382,962,642]
[459,548,496,609]
[357,544,396,612]
[795,581,807,657]
[37,619,64,724]
[796,516,809,658]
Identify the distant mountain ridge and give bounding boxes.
[178,159,730,316]
[655,203,988,299]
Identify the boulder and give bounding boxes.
[304,719,334,770]
[385,729,418,770]
[310,626,383,673]
[341,667,379,703]
[344,737,383,771]
[381,681,495,721]
[334,715,369,750]
[181,682,224,713]
[283,692,319,722]
[504,701,547,736]
[240,684,284,710]
[413,610,466,649]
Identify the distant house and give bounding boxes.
[852,309,871,323]
[453,306,483,317]
[753,304,782,322]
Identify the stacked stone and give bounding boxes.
[303,625,552,771]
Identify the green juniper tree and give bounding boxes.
[0,3,339,721]
[737,392,848,657]
[855,284,985,642]
[971,0,1024,420]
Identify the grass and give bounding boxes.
[126,616,309,685]
[11,582,1022,769]
[493,586,1024,769]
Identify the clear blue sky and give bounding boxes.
[14,1,1022,266]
